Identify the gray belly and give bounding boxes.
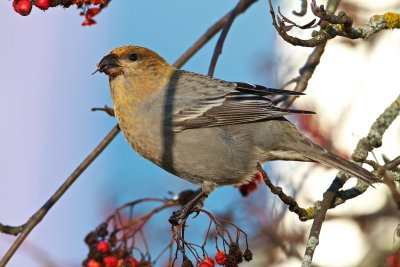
[118,111,308,187]
[159,125,259,186]
[119,118,262,186]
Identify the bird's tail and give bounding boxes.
[304,149,379,185]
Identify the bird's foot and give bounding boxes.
[169,189,207,226]
[169,207,194,226]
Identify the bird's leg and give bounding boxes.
[169,189,208,225]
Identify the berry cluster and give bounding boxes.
[83,196,254,267]
[182,244,252,267]
[11,0,110,26]
[83,223,143,267]
[12,0,50,15]
[172,207,253,266]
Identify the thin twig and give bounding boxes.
[352,94,400,162]
[174,0,257,69]
[385,155,400,170]
[301,176,345,267]
[269,0,400,47]
[91,104,115,117]
[270,0,328,108]
[0,224,25,236]
[257,163,310,221]
[273,43,326,107]
[292,0,308,16]
[286,42,326,107]
[208,0,244,77]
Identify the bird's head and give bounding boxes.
[96,46,171,78]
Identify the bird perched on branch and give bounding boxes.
[97,45,378,224]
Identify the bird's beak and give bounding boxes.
[96,54,122,77]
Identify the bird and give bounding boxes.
[97,45,378,224]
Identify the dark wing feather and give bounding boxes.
[171,73,314,131]
[234,82,305,96]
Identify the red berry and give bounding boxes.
[200,258,215,267]
[126,257,140,267]
[199,263,212,267]
[86,8,101,19]
[13,0,32,16]
[35,0,50,10]
[91,0,103,4]
[214,251,227,265]
[87,259,101,267]
[104,256,118,267]
[82,18,97,26]
[97,241,111,254]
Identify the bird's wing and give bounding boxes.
[166,71,314,132]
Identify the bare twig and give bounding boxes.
[352,94,400,162]
[286,43,325,106]
[91,105,115,117]
[273,43,326,107]
[385,155,400,171]
[269,0,400,47]
[268,0,322,47]
[301,176,345,267]
[256,163,310,221]
[269,0,328,108]
[174,0,257,69]
[0,224,25,236]
[208,0,247,76]
[292,0,308,17]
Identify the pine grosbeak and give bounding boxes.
[97,46,378,223]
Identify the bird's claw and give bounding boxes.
[191,210,201,219]
[169,208,189,226]
[169,189,208,225]
[168,206,202,226]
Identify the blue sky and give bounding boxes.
[0,1,277,266]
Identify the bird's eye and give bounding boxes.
[129,53,138,61]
